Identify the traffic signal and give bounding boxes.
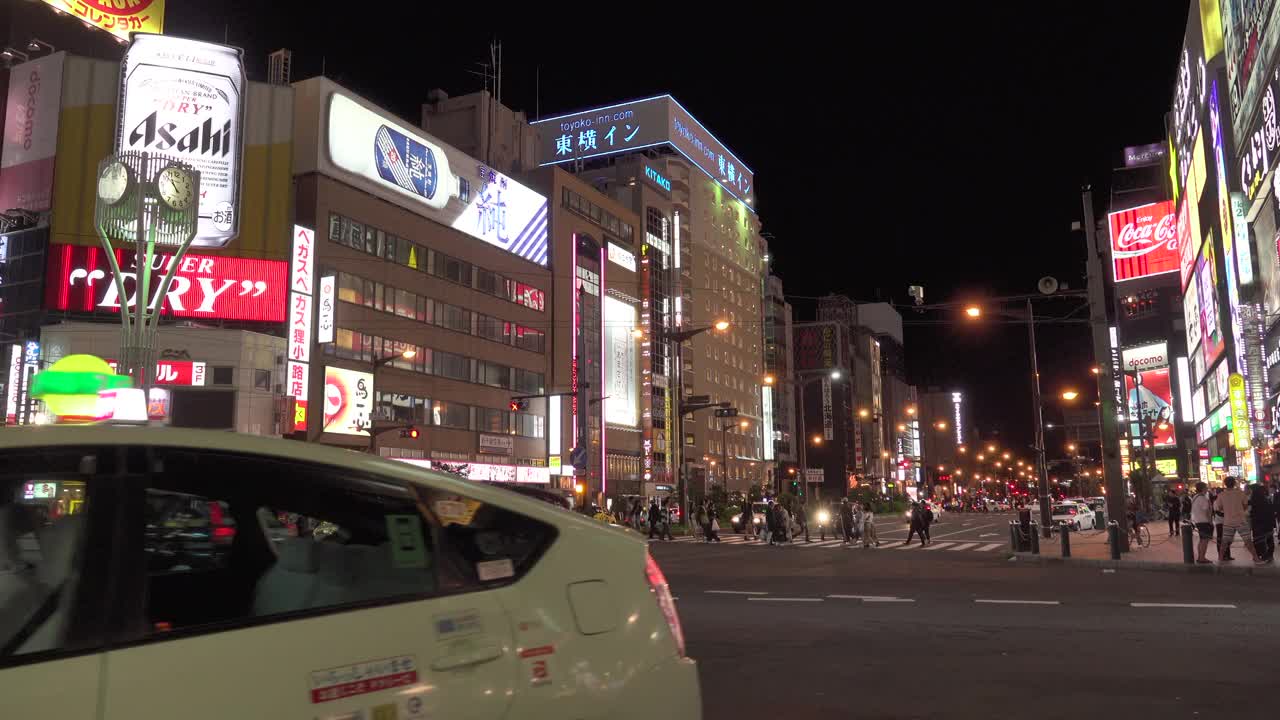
[400,426,420,439]
[509,398,529,411]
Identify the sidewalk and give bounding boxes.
[1013,526,1280,576]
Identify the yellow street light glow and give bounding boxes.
[987,444,996,452]
[632,328,644,339]
[812,435,823,445]
[1002,452,1010,460]
[740,419,750,429]
[906,406,917,415]
[897,423,907,432]
[935,421,948,430]
[965,306,981,318]
[763,374,776,385]
[858,408,870,418]
[713,320,730,331]
[1061,390,1079,401]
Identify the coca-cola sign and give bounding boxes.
[1108,200,1179,283]
[45,244,286,322]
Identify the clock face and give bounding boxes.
[97,162,131,205]
[156,166,196,212]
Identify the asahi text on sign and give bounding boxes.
[118,34,246,248]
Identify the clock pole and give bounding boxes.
[94,152,201,395]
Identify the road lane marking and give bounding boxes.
[927,521,1005,540]
[923,542,955,551]
[827,594,900,600]
[865,598,916,603]
[895,543,924,550]
[705,590,767,595]
[979,533,1000,537]
[977,543,1005,552]
[1130,603,1237,609]
[976,597,1060,605]
[747,597,824,602]
[947,543,979,551]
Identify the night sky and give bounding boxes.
[158,2,1191,450]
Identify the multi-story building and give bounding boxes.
[290,78,554,485]
[917,387,968,498]
[429,93,769,501]
[765,274,798,490]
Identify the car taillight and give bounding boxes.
[213,526,236,538]
[645,551,686,657]
[1069,509,1077,515]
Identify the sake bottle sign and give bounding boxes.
[117,33,246,248]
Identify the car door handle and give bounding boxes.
[430,644,503,671]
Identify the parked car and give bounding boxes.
[0,426,700,719]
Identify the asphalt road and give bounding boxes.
[652,513,1280,720]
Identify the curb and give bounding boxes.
[1012,551,1280,576]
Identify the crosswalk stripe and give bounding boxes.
[947,543,979,551]
[923,542,955,551]
[894,543,921,550]
[977,543,1005,552]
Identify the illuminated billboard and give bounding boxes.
[323,366,373,436]
[40,1,165,41]
[603,296,638,427]
[1197,237,1226,368]
[1108,201,1178,283]
[532,95,755,209]
[0,53,64,212]
[323,90,548,266]
[1126,368,1176,447]
[118,34,245,248]
[1121,342,1169,372]
[794,323,841,371]
[45,244,287,322]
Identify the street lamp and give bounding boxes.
[1061,390,1079,401]
[671,320,731,531]
[935,421,948,431]
[373,347,416,370]
[367,348,421,453]
[965,306,981,318]
[906,406,917,416]
[812,435,823,445]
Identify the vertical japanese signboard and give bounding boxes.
[317,275,336,344]
[287,225,315,431]
[6,344,21,425]
[1229,373,1251,451]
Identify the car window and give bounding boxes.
[125,448,439,641]
[0,447,103,661]
[411,482,557,593]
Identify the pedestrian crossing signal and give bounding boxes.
[400,426,419,439]
[510,398,529,411]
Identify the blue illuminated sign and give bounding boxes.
[533,95,755,211]
[644,166,671,192]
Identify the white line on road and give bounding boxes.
[865,598,916,603]
[1130,602,1237,609]
[827,594,900,600]
[747,597,824,602]
[979,533,1000,537]
[977,543,1005,552]
[975,599,1061,606]
[947,543,979,551]
[924,542,955,551]
[705,590,768,595]
[894,543,924,550]
[928,521,1006,540]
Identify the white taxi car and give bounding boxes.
[0,426,699,719]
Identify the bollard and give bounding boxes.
[1009,521,1019,552]
[1061,522,1071,558]
[1030,522,1040,554]
[1182,522,1194,564]
[1108,521,1121,560]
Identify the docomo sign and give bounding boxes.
[1121,342,1169,372]
[45,244,286,322]
[1109,201,1179,282]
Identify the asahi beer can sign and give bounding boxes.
[117,34,246,248]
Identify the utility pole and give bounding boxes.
[1028,298,1052,536]
[1083,186,1129,551]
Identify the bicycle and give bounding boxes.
[1129,520,1151,548]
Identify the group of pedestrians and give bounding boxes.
[1184,477,1278,565]
[903,501,935,546]
[693,502,722,543]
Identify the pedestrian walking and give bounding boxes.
[798,501,810,542]
[774,503,789,544]
[862,502,879,548]
[1167,490,1182,537]
[709,506,722,542]
[1215,477,1263,565]
[839,499,855,545]
[695,504,710,542]
[1249,483,1275,563]
[1211,489,1231,560]
[850,502,864,545]
[647,500,662,540]
[765,501,778,545]
[1191,482,1214,564]
[905,502,925,545]
[921,502,935,546]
